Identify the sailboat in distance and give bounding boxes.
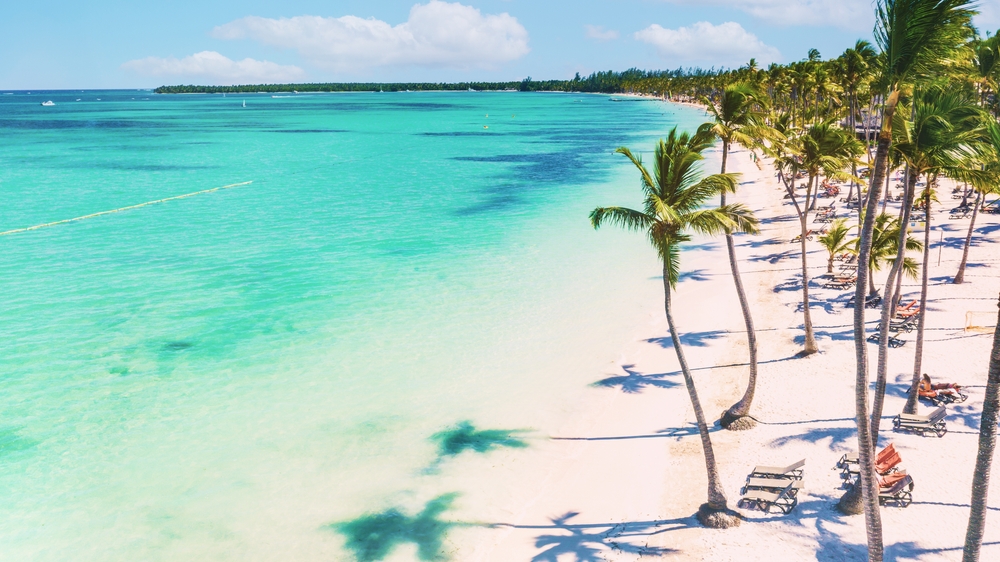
[242,100,246,108]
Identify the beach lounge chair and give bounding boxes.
[893,406,947,437]
[826,275,857,289]
[836,443,902,482]
[848,292,882,309]
[750,459,805,480]
[742,477,805,498]
[738,481,799,514]
[867,328,906,348]
[878,473,914,507]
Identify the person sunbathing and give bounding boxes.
[918,374,962,399]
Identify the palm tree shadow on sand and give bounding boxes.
[332,494,459,562]
[423,421,530,473]
[592,364,680,394]
[502,511,681,561]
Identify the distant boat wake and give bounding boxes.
[0,181,253,237]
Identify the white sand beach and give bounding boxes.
[423,144,1000,561]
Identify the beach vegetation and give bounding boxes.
[701,82,777,430]
[818,219,857,274]
[590,127,758,527]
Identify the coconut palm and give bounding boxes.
[818,219,856,273]
[963,297,1000,561]
[955,120,1000,284]
[788,122,862,355]
[701,83,776,429]
[590,127,758,527]
[848,3,977,554]
[889,86,988,415]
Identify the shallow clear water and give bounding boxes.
[0,90,706,560]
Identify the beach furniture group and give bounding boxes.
[835,443,915,507]
[867,299,923,348]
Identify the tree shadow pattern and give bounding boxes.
[333,494,458,562]
[431,421,529,459]
[592,364,680,394]
[516,512,681,561]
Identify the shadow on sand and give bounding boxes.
[496,511,683,561]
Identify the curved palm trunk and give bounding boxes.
[874,170,918,426]
[662,264,728,512]
[962,296,1000,561]
[719,141,760,427]
[799,206,818,355]
[954,190,983,284]
[912,184,933,391]
[847,90,898,562]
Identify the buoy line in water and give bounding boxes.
[0,181,253,237]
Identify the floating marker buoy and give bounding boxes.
[483,126,489,129]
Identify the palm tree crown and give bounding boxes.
[590,128,759,283]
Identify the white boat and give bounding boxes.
[41,100,55,106]
[242,100,246,108]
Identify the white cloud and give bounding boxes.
[121,51,305,84]
[585,25,620,41]
[635,22,781,67]
[661,0,872,30]
[212,0,529,71]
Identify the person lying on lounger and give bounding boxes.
[918,374,962,399]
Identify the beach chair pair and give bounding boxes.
[792,230,816,243]
[893,406,948,437]
[738,459,805,514]
[835,443,902,484]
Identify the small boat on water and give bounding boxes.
[242,100,246,108]
[41,100,55,106]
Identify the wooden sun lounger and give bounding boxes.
[893,406,947,437]
[867,329,906,348]
[750,459,805,480]
[742,477,805,498]
[738,481,799,514]
[878,474,914,507]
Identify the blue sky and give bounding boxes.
[2,0,998,89]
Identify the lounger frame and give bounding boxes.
[892,406,947,437]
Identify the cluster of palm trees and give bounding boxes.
[592,0,1000,558]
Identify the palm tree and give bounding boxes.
[955,122,1000,284]
[590,128,758,527]
[962,296,1000,561]
[701,83,775,430]
[788,122,862,355]
[850,4,976,556]
[818,219,856,273]
[889,87,988,414]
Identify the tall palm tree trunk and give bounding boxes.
[843,90,897,562]
[719,141,761,429]
[662,265,736,527]
[954,190,983,284]
[962,295,1000,561]
[799,208,818,355]
[871,170,918,434]
[911,183,933,391]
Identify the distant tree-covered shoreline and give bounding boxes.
[152,68,721,95]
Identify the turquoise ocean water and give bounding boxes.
[0,90,707,560]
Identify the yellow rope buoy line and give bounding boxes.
[0,181,253,237]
